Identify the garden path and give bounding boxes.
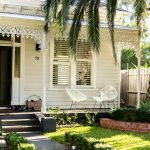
[21,132,65,150]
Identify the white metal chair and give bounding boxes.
[66,87,87,109]
[93,86,118,111]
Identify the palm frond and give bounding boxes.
[57,0,76,35]
[44,0,52,32]
[87,0,100,53]
[53,0,61,20]
[106,0,118,62]
[134,0,147,36]
[69,0,90,58]
[44,0,61,32]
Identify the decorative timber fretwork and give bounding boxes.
[0,23,43,45]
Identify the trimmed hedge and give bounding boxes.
[110,108,150,122]
[65,131,113,150]
[5,132,37,150]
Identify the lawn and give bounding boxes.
[45,126,150,150]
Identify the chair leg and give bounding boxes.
[116,97,118,108]
[113,99,115,109]
[103,102,106,112]
[70,101,74,110]
[100,102,102,112]
[93,101,97,111]
[75,103,77,110]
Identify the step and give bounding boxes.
[2,125,41,132]
[2,119,38,126]
[0,113,36,120]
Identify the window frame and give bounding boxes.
[49,36,96,89]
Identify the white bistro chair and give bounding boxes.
[66,87,87,109]
[93,86,118,111]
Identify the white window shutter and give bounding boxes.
[76,40,92,86]
[53,39,70,86]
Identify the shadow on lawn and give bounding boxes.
[46,126,150,149]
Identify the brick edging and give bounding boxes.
[100,118,150,133]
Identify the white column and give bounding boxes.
[137,46,141,109]
[41,32,47,113]
[118,50,121,108]
[20,37,25,105]
[49,31,54,89]
[11,40,15,105]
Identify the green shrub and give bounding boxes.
[65,132,112,150]
[111,108,150,123]
[137,108,150,122]
[18,143,37,150]
[5,132,37,150]
[5,132,28,149]
[140,100,150,111]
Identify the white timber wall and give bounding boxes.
[23,36,120,109]
[24,38,43,102]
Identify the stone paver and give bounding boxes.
[21,132,65,150]
[0,138,7,149]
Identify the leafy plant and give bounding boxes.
[140,100,150,111]
[68,113,78,125]
[5,132,28,150]
[47,108,78,126]
[48,107,60,117]
[85,112,97,126]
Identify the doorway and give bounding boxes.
[0,46,12,105]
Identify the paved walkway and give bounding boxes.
[21,132,65,150]
[0,138,7,149]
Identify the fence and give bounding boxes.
[121,68,150,107]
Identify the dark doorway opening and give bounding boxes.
[0,46,12,105]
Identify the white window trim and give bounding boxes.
[49,36,97,89]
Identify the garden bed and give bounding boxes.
[100,118,150,133]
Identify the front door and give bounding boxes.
[0,46,12,105]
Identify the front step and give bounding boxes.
[2,119,38,126]
[0,113,36,120]
[0,113,41,133]
[3,125,41,132]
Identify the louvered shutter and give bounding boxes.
[53,39,70,86]
[76,40,92,85]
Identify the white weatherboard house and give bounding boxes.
[0,0,140,112]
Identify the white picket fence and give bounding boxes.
[121,68,150,106]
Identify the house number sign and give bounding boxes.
[35,56,39,60]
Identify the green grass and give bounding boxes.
[45,126,150,150]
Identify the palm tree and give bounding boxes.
[44,0,148,60]
[44,0,148,108]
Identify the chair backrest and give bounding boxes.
[99,86,118,100]
[66,87,87,102]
